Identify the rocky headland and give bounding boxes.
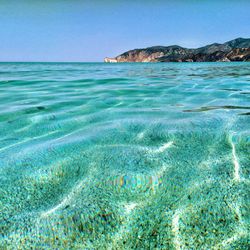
[104,38,250,62]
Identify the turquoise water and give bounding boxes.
[0,62,249,249]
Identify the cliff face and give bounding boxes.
[105,38,250,62]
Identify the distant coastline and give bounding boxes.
[104,38,250,63]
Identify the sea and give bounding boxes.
[0,62,249,249]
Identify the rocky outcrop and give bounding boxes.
[104,38,250,62]
[104,57,118,63]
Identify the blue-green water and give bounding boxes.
[0,62,249,249]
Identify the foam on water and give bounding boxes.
[0,62,249,249]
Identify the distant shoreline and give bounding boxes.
[105,38,250,63]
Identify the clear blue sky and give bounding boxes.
[0,0,249,62]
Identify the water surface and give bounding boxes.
[0,62,249,249]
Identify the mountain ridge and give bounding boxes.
[104,38,250,62]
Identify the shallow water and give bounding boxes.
[0,62,249,249]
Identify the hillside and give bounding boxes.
[104,38,250,62]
